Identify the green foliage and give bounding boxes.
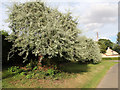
[113,43,120,54]
[74,37,102,63]
[112,32,120,54]
[33,66,38,70]
[102,57,120,60]
[117,32,120,45]
[6,1,80,62]
[6,1,101,64]
[26,74,33,79]
[2,61,117,88]
[8,66,22,73]
[1,30,24,65]
[98,41,107,53]
[34,71,46,79]
[0,30,8,36]
[26,60,38,68]
[86,39,102,63]
[26,72,35,79]
[98,39,114,53]
[46,69,56,76]
[1,30,12,64]
[20,72,27,75]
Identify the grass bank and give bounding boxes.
[81,61,117,88]
[2,60,117,88]
[102,57,120,60]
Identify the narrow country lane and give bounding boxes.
[97,60,119,88]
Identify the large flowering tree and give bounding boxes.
[6,1,101,64]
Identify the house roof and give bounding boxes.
[105,47,119,55]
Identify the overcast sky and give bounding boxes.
[0,0,119,43]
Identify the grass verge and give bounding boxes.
[81,61,118,88]
[2,60,118,88]
[102,57,120,60]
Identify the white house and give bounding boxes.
[102,47,120,57]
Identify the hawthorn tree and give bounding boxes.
[74,37,101,63]
[6,2,80,63]
[98,39,113,53]
[6,1,101,64]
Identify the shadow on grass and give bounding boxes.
[60,62,90,74]
[2,67,26,79]
[2,72,19,79]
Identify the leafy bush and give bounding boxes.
[33,66,38,70]
[26,74,33,79]
[74,37,102,63]
[26,72,35,79]
[85,39,102,63]
[34,71,46,79]
[46,69,56,76]
[20,72,27,75]
[26,60,38,69]
[8,66,23,73]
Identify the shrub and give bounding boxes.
[26,74,32,79]
[74,37,102,63]
[46,69,56,76]
[26,60,38,69]
[33,66,38,70]
[20,72,27,75]
[8,66,23,73]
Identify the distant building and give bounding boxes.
[102,47,120,57]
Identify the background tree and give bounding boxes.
[113,32,120,54]
[97,41,107,53]
[1,30,24,65]
[1,30,11,64]
[117,32,120,45]
[113,44,120,54]
[98,39,113,53]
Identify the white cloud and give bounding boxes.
[85,23,103,31]
[80,4,117,24]
[100,37,111,40]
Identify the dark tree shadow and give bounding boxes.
[59,62,90,74]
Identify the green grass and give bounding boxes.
[2,60,118,88]
[82,61,118,88]
[102,57,120,60]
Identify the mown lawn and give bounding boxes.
[2,60,118,88]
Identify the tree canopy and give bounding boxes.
[6,1,101,64]
[98,39,113,53]
[113,32,120,54]
[117,32,120,45]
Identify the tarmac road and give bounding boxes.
[97,60,120,89]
